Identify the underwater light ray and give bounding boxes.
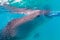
[11,0,23,4]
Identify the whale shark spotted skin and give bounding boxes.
[0,10,41,40]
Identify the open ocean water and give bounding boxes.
[0,0,60,40]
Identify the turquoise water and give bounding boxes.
[0,0,60,40]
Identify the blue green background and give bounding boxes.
[0,0,60,40]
